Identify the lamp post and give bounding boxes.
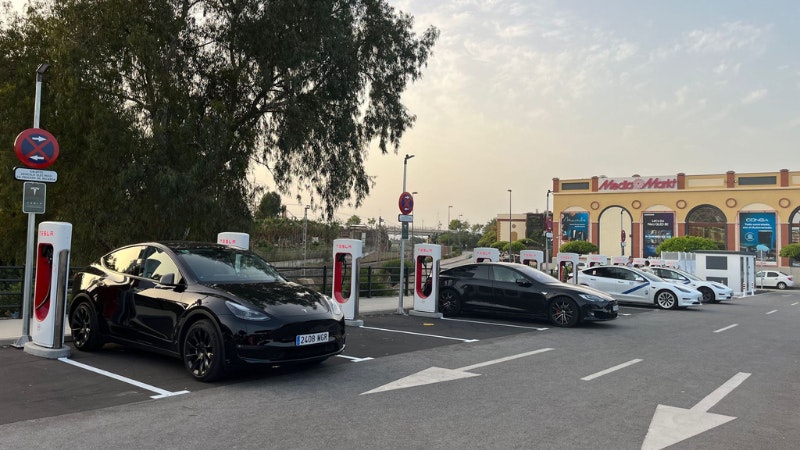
[508,189,512,262]
[447,205,453,230]
[545,189,552,272]
[399,154,414,314]
[411,191,418,245]
[620,208,625,256]
[303,205,310,275]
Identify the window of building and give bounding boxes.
[686,205,727,249]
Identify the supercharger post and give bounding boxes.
[217,232,250,250]
[519,250,543,268]
[473,247,500,263]
[23,222,72,359]
[557,252,580,284]
[332,239,363,326]
[410,244,442,318]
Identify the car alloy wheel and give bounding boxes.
[438,289,462,316]
[549,297,580,327]
[777,282,787,290]
[183,320,225,382]
[699,287,716,303]
[655,290,678,310]
[69,301,104,351]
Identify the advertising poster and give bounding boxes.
[560,211,589,242]
[740,212,776,263]
[643,212,674,258]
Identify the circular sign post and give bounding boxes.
[398,191,414,215]
[14,128,59,169]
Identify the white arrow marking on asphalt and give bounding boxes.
[360,348,554,395]
[641,372,751,450]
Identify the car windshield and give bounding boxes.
[175,247,285,283]
[512,264,561,284]
[638,270,664,282]
[672,269,702,281]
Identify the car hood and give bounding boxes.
[209,281,331,316]
[562,283,616,302]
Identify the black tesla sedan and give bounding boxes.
[68,242,346,381]
[438,262,618,327]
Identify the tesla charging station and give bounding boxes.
[473,247,500,263]
[557,252,579,283]
[520,250,543,268]
[410,244,442,318]
[611,256,628,266]
[587,254,608,267]
[332,239,363,326]
[24,221,72,358]
[217,232,250,249]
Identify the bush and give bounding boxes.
[656,236,721,253]
[559,240,598,254]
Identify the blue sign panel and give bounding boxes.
[643,212,674,258]
[740,212,776,262]
[560,211,589,242]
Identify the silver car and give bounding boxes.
[651,267,734,303]
[756,270,794,290]
[576,265,703,309]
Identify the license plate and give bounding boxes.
[612,305,619,312]
[296,332,329,346]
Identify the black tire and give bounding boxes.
[699,287,717,303]
[655,290,678,310]
[777,282,787,290]
[69,301,104,351]
[183,320,225,382]
[549,297,581,327]
[439,288,462,316]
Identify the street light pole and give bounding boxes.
[508,189,512,262]
[545,189,552,272]
[303,205,310,275]
[399,154,414,314]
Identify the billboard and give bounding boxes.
[560,211,589,242]
[739,212,776,263]
[643,212,674,258]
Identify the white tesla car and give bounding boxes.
[574,265,702,309]
[650,267,734,303]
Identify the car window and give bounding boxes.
[103,245,147,276]
[587,267,612,278]
[492,266,518,283]
[141,247,182,284]
[615,268,637,281]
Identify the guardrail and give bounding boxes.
[0,264,415,320]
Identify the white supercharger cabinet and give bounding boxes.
[31,222,72,348]
[332,239,362,321]
[412,244,441,315]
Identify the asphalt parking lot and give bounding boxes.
[0,306,653,426]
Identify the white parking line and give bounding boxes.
[581,359,643,381]
[714,324,738,333]
[360,326,479,342]
[441,317,549,331]
[58,357,189,399]
[792,302,798,306]
[336,355,374,362]
[766,309,778,315]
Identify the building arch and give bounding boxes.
[597,205,633,256]
[790,207,800,244]
[686,204,727,249]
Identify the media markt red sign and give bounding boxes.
[597,176,677,191]
[14,128,60,169]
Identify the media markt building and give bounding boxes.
[550,169,800,268]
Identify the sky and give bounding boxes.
[9,1,800,231]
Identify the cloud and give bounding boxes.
[741,89,767,104]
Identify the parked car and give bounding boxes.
[575,265,702,309]
[437,262,618,327]
[68,242,346,381]
[650,267,734,303]
[756,270,794,290]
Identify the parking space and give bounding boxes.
[0,305,651,426]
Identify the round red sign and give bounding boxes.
[398,192,414,214]
[14,128,60,169]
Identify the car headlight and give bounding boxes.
[225,301,270,321]
[579,293,608,303]
[325,296,343,316]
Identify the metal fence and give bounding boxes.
[0,264,412,320]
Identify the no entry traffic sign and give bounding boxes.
[14,128,59,169]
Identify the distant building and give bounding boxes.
[548,169,800,267]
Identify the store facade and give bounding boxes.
[551,169,800,268]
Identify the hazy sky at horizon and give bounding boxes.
[9,1,800,230]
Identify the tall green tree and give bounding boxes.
[0,0,438,263]
[255,192,284,220]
